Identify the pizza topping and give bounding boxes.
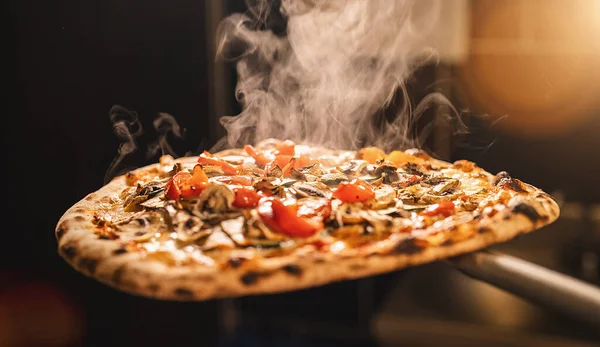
[497,177,528,194]
[98,138,553,270]
[198,153,240,175]
[296,198,332,220]
[191,184,235,213]
[359,147,386,164]
[333,179,375,203]
[373,161,400,184]
[385,150,423,167]
[123,181,165,211]
[257,197,323,238]
[275,139,296,155]
[232,188,261,208]
[419,201,456,218]
[339,160,369,176]
[291,182,332,199]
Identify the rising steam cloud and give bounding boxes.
[215,0,459,151]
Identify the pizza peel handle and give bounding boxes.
[450,251,600,328]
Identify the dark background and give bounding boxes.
[7,1,600,346]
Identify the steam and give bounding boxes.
[105,106,185,183]
[148,113,186,158]
[215,0,463,151]
[105,105,143,184]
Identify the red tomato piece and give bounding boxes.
[244,145,272,166]
[420,201,456,217]
[359,147,386,164]
[275,140,296,156]
[180,165,210,197]
[197,155,240,175]
[232,188,260,208]
[297,198,332,220]
[164,172,191,200]
[332,179,375,203]
[257,197,323,238]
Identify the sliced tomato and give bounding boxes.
[164,172,191,200]
[420,201,455,217]
[333,179,375,203]
[244,145,272,166]
[215,175,253,186]
[386,150,422,167]
[264,154,292,175]
[180,165,210,197]
[257,197,323,238]
[232,188,260,208]
[197,154,240,175]
[275,140,296,156]
[297,198,332,220]
[359,147,386,164]
[165,167,211,199]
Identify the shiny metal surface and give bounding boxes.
[451,251,600,328]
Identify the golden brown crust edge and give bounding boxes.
[55,156,560,302]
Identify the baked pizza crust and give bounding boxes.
[56,151,560,301]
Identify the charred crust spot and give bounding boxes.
[98,235,111,240]
[441,239,454,246]
[78,258,99,275]
[282,264,302,277]
[241,271,263,286]
[112,266,126,285]
[241,272,259,285]
[349,264,367,270]
[147,284,160,293]
[85,194,96,201]
[73,207,88,214]
[498,177,527,193]
[503,213,511,220]
[393,237,424,255]
[493,171,511,185]
[61,244,77,259]
[56,228,66,241]
[174,288,195,298]
[74,216,86,222]
[477,226,491,234]
[228,257,245,268]
[511,203,541,222]
[113,247,128,255]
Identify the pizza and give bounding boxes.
[56,138,559,301]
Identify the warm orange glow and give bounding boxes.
[456,0,600,138]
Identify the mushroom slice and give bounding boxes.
[420,191,462,204]
[431,179,461,195]
[221,216,246,245]
[339,160,369,176]
[172,211,210,242]
[191,184,235,214]
[267,165,283,178]
[371,185,397,209]
[320,173,348,186]
[116,212,165,242]
[123,181,165,212]
[254,179,285,197]
[373,161,400,184]
[298,164,325,176]
[139,196,166,209]
[291,182,332,199]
